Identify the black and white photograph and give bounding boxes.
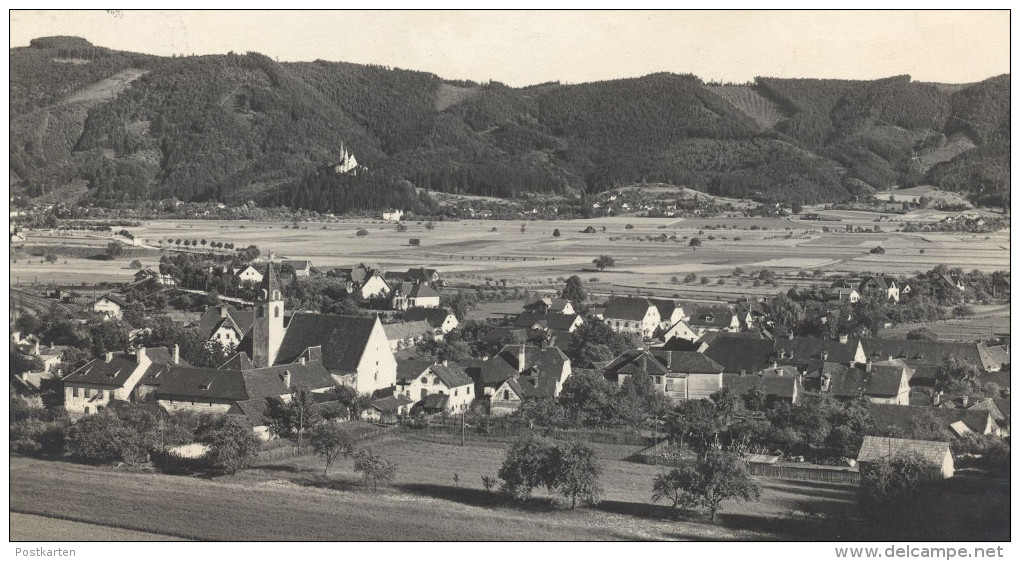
[7,8,1011,549]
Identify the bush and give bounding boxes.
[353,447,397,491]
[198,415,260,474]
[498,435,554,501]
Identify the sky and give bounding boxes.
[9,10,1011,86]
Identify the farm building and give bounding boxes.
[856,436,954,480]
[389,281,440,310]
[402,307,459,334]
[93,293,128,320]
[199,305,255,347]
[603,297,661,339]
[235,265,264,284]
[522,297,575,315]
[395,359,475,415]
[62,346,184,415]
[602,349,725,401]
[475,344,572,415]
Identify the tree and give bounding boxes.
[906,327,939,341]
[309,422,356,476]
[592,255,615,271]
[858,452,938,538]
[561,275,587,302]
[10,350,44,376]
[547,440,603,509]
[331,384,372,420]
[696,450,760,523]
[791,201,804,214]
[557,370,619,427]
[498,435,554,501]
[356,229,369,237]
[353,447,397,491]
[651,464,701,517]
[66,411,147,465]
[664,399,719,453]
[264,387,321,445]
[425,221,435,231]
[129,259,143,269]
[106,241,125,260]
[688,237,702,250]
[552,228,561,237]
[934,355,981,395]
[199,415,260,474]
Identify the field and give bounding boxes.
[10,440,855,541]
[10,513,187,541]
[10,206,1009,300]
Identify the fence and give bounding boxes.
[745,462,860,485]
[399,422,653,448]
[252,422,398,465]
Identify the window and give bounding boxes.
[84,388,92,398]
[72,387,79,398]
[421,376,428,384]
[421,389,428,399]
[374,373,378,381]
[503,390,510,400]
[274,306,280,318]
[84,406,90,414]
[454,389,458,396]
[467,387,471,395]
[257,307,264,318]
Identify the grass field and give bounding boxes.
[10,210,1008,295]
[10,512,187,541]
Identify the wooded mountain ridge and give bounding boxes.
[10,36,1011,214]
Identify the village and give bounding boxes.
[10,221,1011,540]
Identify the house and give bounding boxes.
[772,336,867,372]
[198,305,255,347]
[63,346,184,415]
[603,297,660,338]
[402,307,459,334]
[858,275,900,302]
[856,436,954,479]
[822,360,913,405]
[353,270,392,302]
[658,319,699,343]
[382,320,436,351]
[602,349,725,401]
[381,209,404,221]
[721,370,802,404]
[859,338,1007,380]
[685,304,739,333]
[236,264,397,396]
[14,339,63,374]
[867,403,1008,440]
[477,344,572,415]
[404,267,442,286]
[522,297,575,315]
[389,281,440,310]
[362,394,414,423]
[93,293,128,320]
[236,265,264,285]
[282,260,312,277]
[702,334,776,375]
[134,268,177,286]
[513,311,584,333]
[155,359,334,439]
[649,299,686,329]
[396,359,475,414]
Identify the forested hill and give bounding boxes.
[9,37,1011,213]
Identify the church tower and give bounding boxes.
[252,262,285,368]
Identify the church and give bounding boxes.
[239,263,397,396]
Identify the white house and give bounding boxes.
[603,297,661,339]
[62,346,182,415]
[382,209,404,221]
[236,265,264,284]
[403,307,459,335]
[396,360,475,414]
[93,293,128,320]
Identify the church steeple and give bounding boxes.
[260,262,281,302]
[252,260,285,367]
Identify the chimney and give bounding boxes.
[173,344,180,365]
[300,356,306,365]
[820,351,829,361]
[220,306,229,318]
[282,370,291,389]
[517,344,526,374]
[441,359,448,367]
[865,360,872,373]
[887,355,893,362]
[105,352,114,363]
[961,395,969,407]
[137,346,147,364]
[34,341,40,356]
[839,334,848,344]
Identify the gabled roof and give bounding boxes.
[273,313,379,372]
[97,293,128,308]
[220,352,256,370]
[867,404,994,439]
[402,307,455,328]
[514,312,580,331]
[282,259,311,270]
[428,363,474,388]
[722,373,801,400]
[260,263,281,299]
[603,297,654,321]
[417,393,450,411]
[660,337,705,352]
[859,338,992,370]
[382,320,433,341]
[371,394,415,414]
[703,334,776,374]
[63,354,139,388]
[394,281,439,299]
[649,299,681,320]
[978,345,1011,371]
[480,344,569,397]
[686,305,735,329]
[199,305,255,339]
[857,436,951,465]
[868,360,912,397]
[602,349,724,381]
[772,337,861,366]
[396,358,430,382]
[155,367,249,401]
[240,361,333,397]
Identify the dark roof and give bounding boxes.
[859,338,992,370]
[857,436,950,465]
[241,362,333,398]
[282,259,311,270]
[660,337,704,352]
[155,367,249,401]
[231,398,269,425]
[63,354,139,388]
[603,349,724,382]
[867,403,994,439]
[220,352,256,370]
[514,312,580,331]
[371,394,415,413]
[603,297,653,321]
[260,262,281,299]
[858,275,892,292]
[396,358,429,382]
[772,337,860,366]
[868,361,912,397]
[703,334,776,374]
[482,326,531,345]
[428,363,474,388]
[274,313,379,372]
[383,320,433,341]
[199,305,254,339]
[686,305,735,329]
[480,344,569,397]
[98,293,129,308]
[417,393,449,412]
[649,299,681,320]
[394,281,439,299]
[402,307,454,328]
[722,373,800,400]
